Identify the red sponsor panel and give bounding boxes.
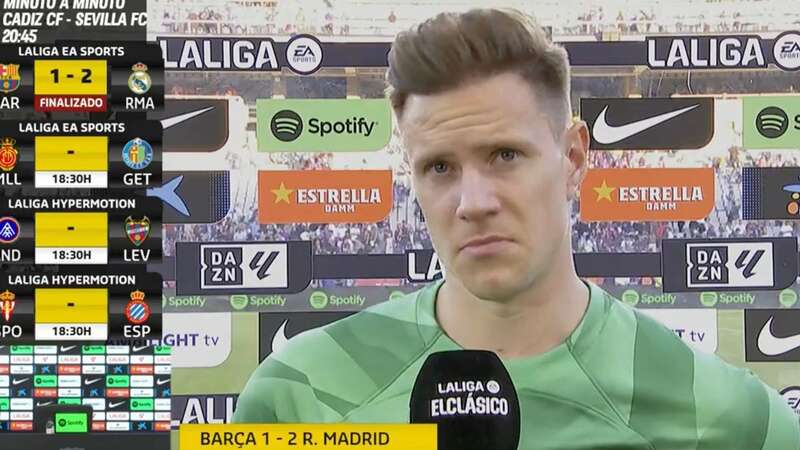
[34,388,57,397]
[130,365,154,375]
[107,388,130,398]
[58,365,82,375]
[10,421,33,431]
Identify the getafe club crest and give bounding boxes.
[124,216,150,246]
[0,137,18,171]
[0,64,20,94]
[122,137,153,170]
[128,62,152,95]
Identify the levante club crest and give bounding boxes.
[0,64,20,94]
[124,216,150,246]
[0,137,18,171]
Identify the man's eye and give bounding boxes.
[433,162,449,173]
[499,149,518,161]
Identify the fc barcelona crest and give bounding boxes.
[0,137,17,171]
[125,216,150,246]
[0,64,20,94]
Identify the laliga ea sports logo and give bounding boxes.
[773,31,800,71]
[286,34,323,75]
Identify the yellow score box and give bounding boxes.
[34,60,107,95]
[179,424,437,450]
[35,288,108,324]
[35,136,108,171]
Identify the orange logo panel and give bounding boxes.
[580,168,715,221]
[258,170,393,224]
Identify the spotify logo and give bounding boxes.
[621,289,639,306]
[270,110,303,142]
[756,106,789,138]
[700,291,718,307]
[309,291,328,309]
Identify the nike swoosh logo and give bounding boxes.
[108,401,126,408]
[12,378,29,385]
[271,320,290,353]
[160,106,215,130]
[592,104,699,144]
[35,401,54,407]
[132,346,149,353]
[156,378,170,386]
[758,317,800,356]
[59,346,76,352]
[84,378,103,385]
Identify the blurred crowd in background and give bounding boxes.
[150,0,800,38]
[156,0,800,287]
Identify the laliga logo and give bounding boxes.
[432,379,509,417]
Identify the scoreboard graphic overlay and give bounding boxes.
[0,32,167,448]
[0,268,162,342]
[0,42,163,113]
[0,196,162,265]
[0,120,162,190]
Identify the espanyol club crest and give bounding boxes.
[125,290,151,325]
[0,137,18,171]
[122,137,153,170]
[0,64,20,94]
[128,62,152,95]
[0,217,20,244]
[124,216,150,246]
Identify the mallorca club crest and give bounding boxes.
[0,64,20,94]
[124,216,150,246]
[0,137,18,171]
[125,290,151,325]
[128,62,152,95]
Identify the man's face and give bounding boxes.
[399,72,587,301]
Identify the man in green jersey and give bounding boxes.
[234,8,800,449]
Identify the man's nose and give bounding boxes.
[455,168,501,221]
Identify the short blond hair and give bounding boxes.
[386,8,571,134]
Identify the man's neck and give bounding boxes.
[435,261,590,360]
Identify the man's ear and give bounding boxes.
[565,119,590,200]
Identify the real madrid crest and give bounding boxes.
[128,62,152,95]
[0,137,17,171]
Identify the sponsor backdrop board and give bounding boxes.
[147,20,800,447]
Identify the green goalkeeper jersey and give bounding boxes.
[233,280,800,449]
